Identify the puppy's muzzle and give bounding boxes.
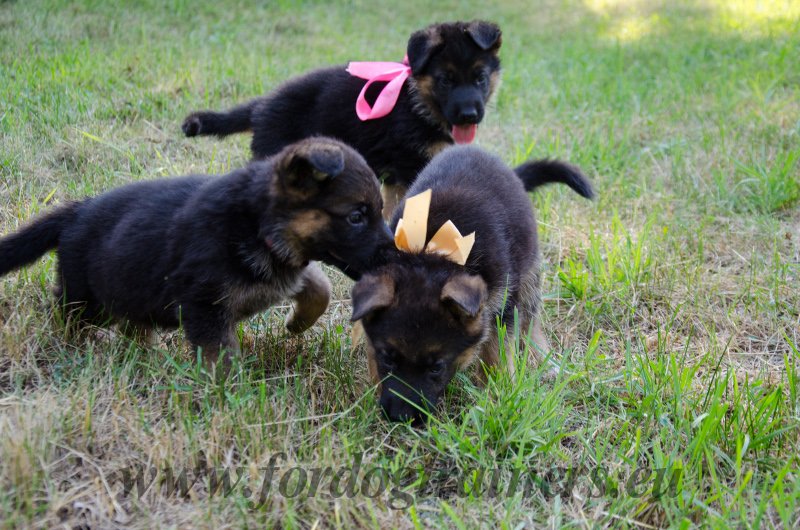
[457,106,479,124]
[380,393,427,425]
[379,379,434,426]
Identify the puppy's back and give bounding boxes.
[393,146,538,291]
[407,146,532,225]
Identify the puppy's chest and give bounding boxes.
[223,271,302,320]
[223,245,304,319]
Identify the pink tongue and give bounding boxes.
[452,124,477,144]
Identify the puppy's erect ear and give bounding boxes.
[279,141,345,195]
[465,21,502,51]
[407,26,443,73]
[351,273,396,322]
[441,273,487,320]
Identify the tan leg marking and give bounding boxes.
[365,339,381,388]
[119,322,155,346]
[196,327,240,379]
[285,262,332,333]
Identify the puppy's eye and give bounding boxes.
[429,361,445,376]
[438,73,453,88]
[347,208,366,226]
[475,71,488,86]
[379,350,396,371]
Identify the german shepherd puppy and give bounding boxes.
[0,138,390,368]
[181,20,503,215]
[351,146,594,423]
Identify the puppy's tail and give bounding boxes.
[0,202,79,276]
[181,98,258,138]
[514,159,595,199]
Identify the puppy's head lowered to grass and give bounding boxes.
[266,138,392,278]
[352,253,491,425]
[349,145,595,425]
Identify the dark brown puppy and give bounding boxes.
[0,138,391,368]
[351,146,593,424]
[181,20,502,215]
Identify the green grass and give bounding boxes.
[1,0,799,527]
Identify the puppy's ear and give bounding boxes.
[279,141,345,195]
[407,26,443,73]
[351,273,396,322]
[465,21,502,51]
[441,273,487,321]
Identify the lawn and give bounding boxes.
[1,0,799,528]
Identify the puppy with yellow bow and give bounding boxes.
[351,145,594,424]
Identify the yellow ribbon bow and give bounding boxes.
[393,189,475,266]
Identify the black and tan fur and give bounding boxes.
[181,20,503,217]
[351,146,594,423]
[0,138,391,368]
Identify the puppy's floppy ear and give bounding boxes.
[351,273,396,322]
[441,273,487,320]
[465,21,502,51]
[279,140,345,194]
[407,26,443,73]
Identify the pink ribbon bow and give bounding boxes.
[346,56,411,121]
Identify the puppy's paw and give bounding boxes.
[284,307,322,334]
[94,328,118,342]
[285,263,331,334]
[181,114,203,137]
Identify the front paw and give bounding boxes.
[285,307,318,334]
[181,113,203,136]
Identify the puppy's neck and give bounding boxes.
[224,164,307,279]
[405,76,451,135]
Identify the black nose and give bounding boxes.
[380,395,425,425]
[458,107,479,124]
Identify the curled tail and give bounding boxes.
[181,98,259,138]
[0,202,79,276]
[514,159,595,199]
